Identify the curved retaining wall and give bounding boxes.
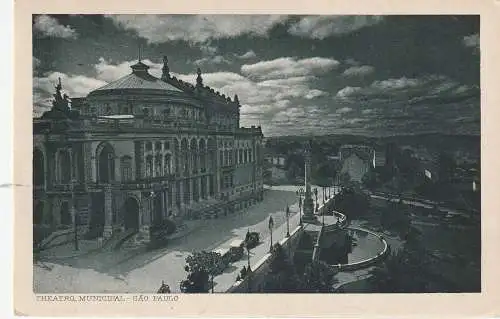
[328,226,389,272]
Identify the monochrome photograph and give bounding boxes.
[32,14,481,294]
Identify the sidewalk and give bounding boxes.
[212,194,338,292]
[213,212,302,292]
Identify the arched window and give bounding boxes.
[97,144,115,183]
[155,155,162,177]
[120,156,133,182]
[190,139,198,174]
[155,142,162,152]
[224,150,229,166]
[164,154,171,175]
[146,155,153,178]
[33,148,45,186]
[199,139,206,172]
[58,150,71,183]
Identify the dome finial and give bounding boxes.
[196,68,203,86]
[162,55,170,80]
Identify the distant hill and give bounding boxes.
[265,133,480,158]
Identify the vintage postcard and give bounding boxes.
[13,0,500,317]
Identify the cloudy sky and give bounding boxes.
[33,14,480,137]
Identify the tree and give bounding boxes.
[264,243,300,292]
[286,161,301,182]
[437,152,456,183]
[299,261,337,292]
[362,170,380,190]
[369,227,434,293]
[181,251,222,293]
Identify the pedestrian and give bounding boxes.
[157,280,171,293]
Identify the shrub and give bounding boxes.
[149,218,177,248]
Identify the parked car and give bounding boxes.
[244,231,260,249]
[228,239,244,262]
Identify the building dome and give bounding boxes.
[88,61,183,96]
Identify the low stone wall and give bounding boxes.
[226,225,304,293]
[329,226,389,272]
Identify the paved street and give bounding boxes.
[34,185,338,293]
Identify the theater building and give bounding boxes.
[33,56,265,244]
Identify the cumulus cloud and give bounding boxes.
[107,15,288,44]
[335,74,479,112]
[371,77,421,91]
[342,65,375,77]
[336,107,353,114]
[199,43,218,55]
[336,86,362,100]
[33,15,77,39]
[34,72,107,98]
[304,89,327,99]
[463,33,479,49]
[288,15,384,39]
[94,57,164,82]
[237,50,257,59]
[241,56,340,80]
[193,55,232,66]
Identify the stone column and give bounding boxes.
[82,143,92,183]
[189,178,194,204]
[205,175,210,199]
[161,190,166,219]
[198,175,203,200]
[103,186,113,239]
[139,193,150,243]
[89,153,97,183]
[178,181,184,218]
[302,141,316,222]
[142,141,147,178]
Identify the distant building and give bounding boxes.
[339,145,374,183]
[264,153,286,167]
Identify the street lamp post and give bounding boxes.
[296,188,304,226]
[268,215,274,252]
[246,243,252,292]
[285,205,290,237]
[314,188,318,212]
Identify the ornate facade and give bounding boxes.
[33,57,264,243]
